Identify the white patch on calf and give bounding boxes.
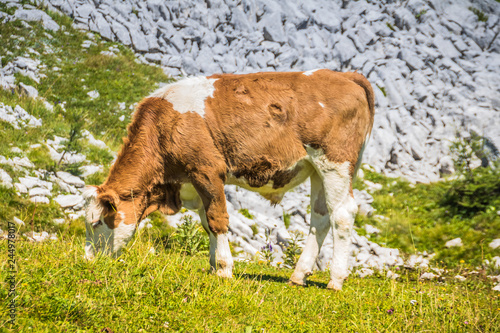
[111,220,136,256]
[303,69,320,76]
[83,186,136,258]
[215,233,233,278]
[306,147,356,290]
[290,172,330,286]
[85,216,136,259]
[149,76,218,117]
[306,147,351,208]
[83,186,103,224]
[319,102,325,108]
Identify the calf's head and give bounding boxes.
[83,185,138,260]
[82,184,182,260]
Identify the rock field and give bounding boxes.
[38,0,500,183]
[1,0,500,283]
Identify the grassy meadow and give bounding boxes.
[0,3,499,332]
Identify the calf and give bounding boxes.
[83,69,374,290]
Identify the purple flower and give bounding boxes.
[387,308,394,315]
[261,243,273,252]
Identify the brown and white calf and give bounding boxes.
[83,69,374,290]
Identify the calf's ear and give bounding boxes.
[97,189,120,215]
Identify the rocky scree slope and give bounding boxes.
[41,0,500,183]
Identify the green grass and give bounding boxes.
[355,168,500,267]
[1,233,499,332]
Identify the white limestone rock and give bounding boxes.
[445,238,463,248]
[53,218,65,225]
[13,217,25,226]
[80,165,103,178]
[30,196,49,204]
[493,256,500,269]
[364,224,381,235]
[420,272,439,280]
[81,130,108,150]
[87,90,99,100]
[489,239,500,250]
[54,194,84,208]
[14,9,60,32]
[56,171,85,188]
[18,82,38,98]
[387,270,400,280]
[357,268,374,278]
[0,169,13,189]
[14,183,28,194]
[28,187,51,197]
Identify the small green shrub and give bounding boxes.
[377,85,387,97]
[282,230,305,269]
[259,228,274,265]
[469,7,488,22]
[57,108,86,168]
[283,211,291,229]
[441,132,500,216]
[250,223,258,236]
[415,10,427,19]
[238,208,254,219]
[171,215,209,256]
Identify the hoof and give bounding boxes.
[289,272,309,286]
[216,268,233,278]
[288,279,306,287]
[326,279,343,291]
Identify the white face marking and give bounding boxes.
[118,211,125,222]
[303,69,321,76]
[319,102,325,108]
[83,186,103,223]
[149,76,218,117]
[83,186,136,259]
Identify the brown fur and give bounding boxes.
[93,69,375,235]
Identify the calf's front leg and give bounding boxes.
[192,170,233,278]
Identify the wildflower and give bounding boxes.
[410,300,417,305]
[387,308,394,315]
[460,260,465,263]
[464,321,469,325]
[261,243,273,252]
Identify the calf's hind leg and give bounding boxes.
[307,149,358,291]
[289,171,330,285]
